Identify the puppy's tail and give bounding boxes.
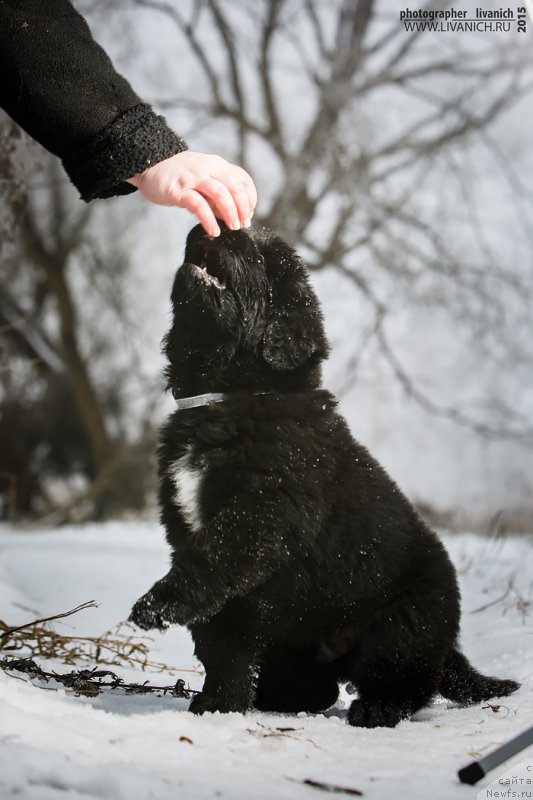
[439,648,519,704]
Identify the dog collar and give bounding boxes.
[174,390,278,411]
[174,392,227,411]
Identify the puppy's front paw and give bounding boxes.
[189,691,249,715]
[129,569,201,630]
[129,591,172,631]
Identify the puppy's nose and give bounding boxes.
[216,220,252,240]
[216,220,231,236]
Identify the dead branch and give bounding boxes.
[0,657,199,699]
[0,603,200,674]
[0,600,98,639]
[375,325,533,442]
[287,776,363,796]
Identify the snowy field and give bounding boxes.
[0,521,531,800]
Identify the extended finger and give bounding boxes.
[221,168,257,226]
[228,177,254,227]
[242,172,258,220]
[197,178,241,231]
[176,189,221,237]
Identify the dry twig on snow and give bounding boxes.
[0,656,198,699]
[0,600,197,674]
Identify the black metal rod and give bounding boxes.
[458,725,533,785]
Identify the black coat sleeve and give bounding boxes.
[0,0,187,200]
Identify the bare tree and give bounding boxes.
[0,137,157,520]
[3,1,532,520]
[114,0,533,442]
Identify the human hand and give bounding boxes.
[127,151,257,237]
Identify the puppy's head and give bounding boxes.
[164,224,329,397]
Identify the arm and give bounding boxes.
[0,0,257,232]
[0,0,186,201]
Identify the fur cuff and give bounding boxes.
[63,103,188,201]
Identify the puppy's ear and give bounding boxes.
[262,279,329,371]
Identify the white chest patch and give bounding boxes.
[169,445,204,533]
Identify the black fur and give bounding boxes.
[130,224,519,727]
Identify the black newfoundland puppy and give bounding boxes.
[130,224,518,727]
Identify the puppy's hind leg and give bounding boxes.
[339,606,450,728]
[345,657,439,729]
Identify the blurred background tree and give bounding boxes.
[1,0,532,527]
[0,127,158,521]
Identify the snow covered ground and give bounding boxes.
[0,521,531,800]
